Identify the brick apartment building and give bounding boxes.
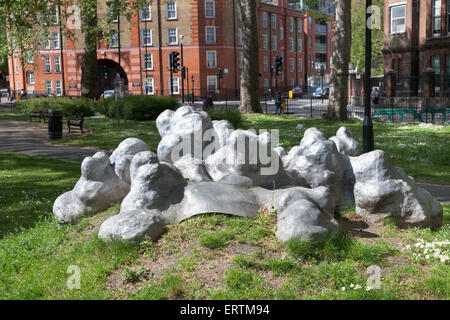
[7,0,335,98]
[383,0,450,97]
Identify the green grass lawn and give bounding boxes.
[53,114,450,184]
[0,151,448,300]
[0,111,449,300]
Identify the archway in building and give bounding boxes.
[97,59,128,94]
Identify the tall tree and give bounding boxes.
[238,0,262,114]
[326,0,351,121]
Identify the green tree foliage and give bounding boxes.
[351,0,384,75]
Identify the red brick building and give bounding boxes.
[383,0,450,96]
[8,0,335,98]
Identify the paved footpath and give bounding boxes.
[0,120,105,162]
[0,120,449,203]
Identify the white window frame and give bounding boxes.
[169,77,180,94]
[298,58,303,73]
[141,3,152,21]
[166,2,177,20]
[271,14,277,30]
[143,53,153,70]
[207,76,217,94]
[238,28,243,46]
[142,29,153,46]
[27,71,35,84]
[298,39,303,53]
[52,32,60,49]
[206,51,217,68]
[390,3,406,34]
[55,80,62,96]
[263,56,268,72]
[289,37,294,52]
[110,30,119,47]
[290,58,294,72]
[54,56,61,73]
[45,80,53,94]
[205,26,216,44]
[271,35,277,51]
[262,34,268,50]
[144,77,154,95]
[262,12,268,28]
[14,58,19,74]
[167,27,178,45]
[289,17,294,32]
[297,19,303,33]
[205,0,216,18]
[44,56,51,73]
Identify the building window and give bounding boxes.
[237,3,242,21]
[432,0,441,37]
[45,80,52,94]
[271,14,277,30]
[298,39,303,53]
[390,4,406,34]
[205,0,215,18]
[167,28,178,45]
[54,56,61,73]
[289,17,294,32]
[289,38,294,52]
[50,7,58,25]
[14,58,19,74]
[238,28,243,46]
[239,51,243,69]
[141,3,151,21]
[205,26,216,43]
[290,58,294,72]
[431,55,441,89]
[262,34,268,50]
[271,35,277,51]
[263,56,268,72]
[27,71,35,84]
[298,58,303,73]
[166,2,177,20]
[52,32,60,49]
[308,35,312,48]
[55,80,62,96]
[142,29,152,46]
[169,77,179,94]
[108,6,118,22]
[144,77,154,95]
[308,16,312,30]
[262,12,268,28]
[44,56,51,73]
[143,53,153,70]
[297,19,303,33]
[110,30,119,47]
[43,36,51,50]
[207,76,217,94]
[206,51,217,68]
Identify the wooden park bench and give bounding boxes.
[29,109,50,123]
[67,114,84,133]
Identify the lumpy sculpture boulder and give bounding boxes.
[53,106,443,244]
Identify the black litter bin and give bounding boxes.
[48,109,63,140]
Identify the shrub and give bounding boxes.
[15,97,96,117]
[98,95,179,121]
[207,109,242,128]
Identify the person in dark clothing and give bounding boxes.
[202,96,208,111]
[275,92,284,116]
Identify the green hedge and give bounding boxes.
[15,98,96,117]
[98,95,179,121]
[207,109,242,128]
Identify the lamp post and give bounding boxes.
[180,34,185,104]
[191,75,195,104]
[320,64,325,103]
[363,0,374,153]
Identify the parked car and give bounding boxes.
[312,87,329,99]
[101,90,115,99]
[281,86,303,99]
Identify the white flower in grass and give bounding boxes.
[425,255,430,260]
[350,284,354,288]
[354,285,362,290]
[341,287,346,291]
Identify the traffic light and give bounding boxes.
[170,51,180,73]
[103,65,108,79]
[217,68,223,79]
[181,66,186,79]
[275,56,283,74]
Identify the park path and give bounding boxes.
[0,120,106,162]
[0,120,448,203]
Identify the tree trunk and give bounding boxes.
[80,0,99,99]
[238,0,262,114]
[327,0,351,121]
